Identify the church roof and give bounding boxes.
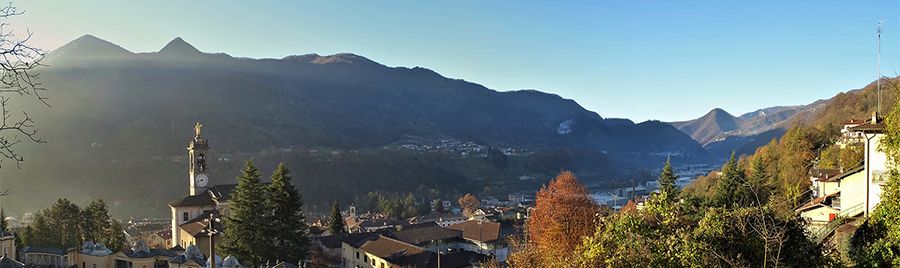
[208,184,239,201]
[180,210,224,237]
[169,191,215,207]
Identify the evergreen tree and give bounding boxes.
[82,199,111,243]
[656,156,680,202]
[80,199,126,252]
[712,152,747,208]
[0,208,7,232]
[220,159,270,267]
[105,220,127,252]
[328,201,345,235]
[266,163,310,264]
[23,199,83,249]
[746,155,773,206]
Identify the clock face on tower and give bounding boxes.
[196,173,208,187]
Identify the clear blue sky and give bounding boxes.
[9,1,900,122]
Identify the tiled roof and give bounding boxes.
[120,248,179,259]
[169,191,215,207]
[824,166,865,182]
[842,118,865,125]
[314,235,343,249]
[385,225,459,245]
[810,168,842,180]
[848,120,886,133]
[179,218,223,238]
[409,212,467,224]
[168,254,206,266]
[20,247,65,255]
[208,184,238,201]
[445,220,500,243]
[796,191,841,212]
[340,233,435,268]
[0,257,24,268]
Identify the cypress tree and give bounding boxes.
[266,163,310,264]
[220,159,269,266]
[656,156,680,202]
[328,201,345,235]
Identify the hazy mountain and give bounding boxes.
[670,108,741,146]
[738,106,801,120]
[670,103,828,159]
[1,35,712,217]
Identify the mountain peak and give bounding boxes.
[43,34,133,65]
[158,37,202,56]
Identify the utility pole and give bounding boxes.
[202,210,221,268]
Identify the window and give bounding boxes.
[183,212,189,221]
[356,252,359,259]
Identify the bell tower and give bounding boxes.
[188,122,210,195]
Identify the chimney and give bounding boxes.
[873,111,878,124]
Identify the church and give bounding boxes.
[168,124,232,256]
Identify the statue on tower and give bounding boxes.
[195,122,202,137]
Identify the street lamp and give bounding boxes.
[200,209,222,268]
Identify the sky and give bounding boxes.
[7,1,900,122]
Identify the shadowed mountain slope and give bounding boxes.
[3,35,713,216]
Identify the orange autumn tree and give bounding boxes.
[509,171,599,267]
[459,193,480,217]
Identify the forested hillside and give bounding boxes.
[0,35,710,217]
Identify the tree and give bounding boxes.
[745,155,773,207]
[21,199,82,249]
[81,199,126,252]
[458,193,480,218]
[401,193,418,219]
[508,171,599,267]
[0,208,6,232]
[711,152,747,208]
[656,156,679,202]
[82,199,110,243]
[105,219,126,252]
[220,159,270,267]
[328,201,345,235]
[265,163,310,264]
[0,3,50,168]
[433,198,444,213]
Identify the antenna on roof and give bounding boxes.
[878,20,884,115]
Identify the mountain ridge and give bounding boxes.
[2,34,713,216]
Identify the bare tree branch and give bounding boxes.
[0,2,49,168]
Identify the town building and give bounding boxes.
[838,118,866,146]
[798,113,889,239]
[339,232,488,268]
[0,230,14,258]
[19,247,67,268]
[169,125,231,256]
